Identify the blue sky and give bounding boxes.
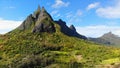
[0,0,120,37]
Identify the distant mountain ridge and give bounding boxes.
[16,6,87,39]
[89,32,120,47]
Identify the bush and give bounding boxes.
[9,55,54,68]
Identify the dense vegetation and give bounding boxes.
[0,27,120,68]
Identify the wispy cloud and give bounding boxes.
[5,6,16,9]
[51,10,59,16]
[96,0,120,19]
[0,18,22,34]
[76,10,82,16]
[66,11,73,18]
[66,10,82,25]
[87,2,100,10]
[50,10,62,19]
[52,0,70,8]
[76,25,120,37]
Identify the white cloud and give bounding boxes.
[50,10,62,19]
[51,10,58,16]
[96,0,120,19]
[5,6,16,9]
[87,2,100,10]
[66,10,82,25]
[56,14,61,17]
[76,10,82,16]
[76,25,120,38]
[52,0,70,8]
[0,19,22,34]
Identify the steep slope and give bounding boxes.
[89,32,120,47]
[0,6,120,68]
[17,6,55,33]
[55,19,87,39]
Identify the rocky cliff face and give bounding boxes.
[32,7,55,33]
[55,19,87,39]
[16,6,87,39]
[18,14,35,30]
[17,6,55,33]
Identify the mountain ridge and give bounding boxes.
[89,32,120,47]
[15,6,87,39]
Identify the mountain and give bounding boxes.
[1,6,120,68]
[16,6,87,40]
[17,6,55,33]
[89,32,120,47]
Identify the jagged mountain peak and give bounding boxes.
[37,6,53,22]
[69,25,76,31]
[41,6,46,12]
[17,6,55,33]
[37,5,41,11]
[55,20,87,39]
[36,5,41,13]
[33,5,41,19]
[17,14,34,30]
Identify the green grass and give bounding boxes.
[101,58,120,64]
[0,26,120,68]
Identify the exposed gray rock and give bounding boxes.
[18,14,35,30]
[32,22,55,33]
[32,7,55,33]
[32,5,41,19]
[35,7,53,26]
[17,6,56,33]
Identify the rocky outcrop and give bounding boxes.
[18,14,35,30]
[69,25,76,31]
[32,22,55,33]
[32,5,41,19]
[17,6,55,33]
[32,7,55,33]
[55,19,87,39]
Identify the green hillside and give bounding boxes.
[0,6,120,68]
[1,29,120,68]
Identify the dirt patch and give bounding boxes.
[75,55,82,61]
